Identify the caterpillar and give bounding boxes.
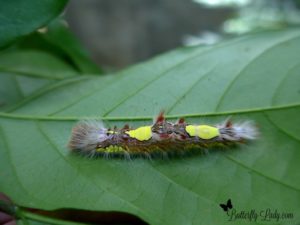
[68,112,258,158]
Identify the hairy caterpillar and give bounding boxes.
[68,112,258,158]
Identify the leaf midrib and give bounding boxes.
[0,102,299,121]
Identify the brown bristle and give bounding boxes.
[155,111,165,123]
[159,133,170,139]
[180,134,186,140]
[225,120,232,128]
[123,124,130,130]
[177,118,185,124]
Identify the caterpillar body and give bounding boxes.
[68,112,258,158]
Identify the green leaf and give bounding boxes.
[0,50,80,110]
[42,19,102,74]
[15,19,102,74]
[1,29,300,225]
[0,0,68,49]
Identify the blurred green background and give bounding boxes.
[65,0,300,69]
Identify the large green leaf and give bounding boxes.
[0,29,300,225]
[0,0,68,48]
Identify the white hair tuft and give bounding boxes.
[218,119,258,141]
[68,120,108,152]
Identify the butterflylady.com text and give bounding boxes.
[228,208,293,222]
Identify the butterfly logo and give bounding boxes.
[219,199,233,215]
